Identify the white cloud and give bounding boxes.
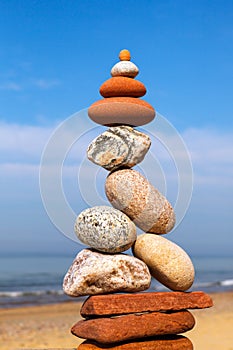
[0,81,22,91]
[0,122,54,159]
[0,162,39,177]
[1,121,233,254]
[1,121,232,186]
[182,128,233,186]
[33,78,61,89]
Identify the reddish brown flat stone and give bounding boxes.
[88,97,155,127]
[81,291,213,317]
[71,310,195,344]
[99,77,146,98]
[78,335,193,349]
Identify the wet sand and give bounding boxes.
[0,292,232,350]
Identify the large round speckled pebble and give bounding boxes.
[87,126,151,171]
[105,169,175,234]
[88,97,155,126]
[111,61,139,78]
[74,206,136,253]
[63,249,151,297]
[133,234,195,291]
[99,77,146,98]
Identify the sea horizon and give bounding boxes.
[0,252,232,308]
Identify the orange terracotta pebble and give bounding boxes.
[88,97,155,126]
[119,49,131,61]
[99,77,146,98]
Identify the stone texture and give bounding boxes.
[99,77,146,98]
[78,335,193,349]
[133,234,195,292]
[81,291,213,317]
[88,97,155,126]
[71,310,195,344]
[63,249,151,297]
[105,169,175,234]
[74,206,136,253]
[111,61,139,78]
[119,49,131,61]
[87,126,151,171]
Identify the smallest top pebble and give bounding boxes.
[119,49,131,61]
[111,50,139,78]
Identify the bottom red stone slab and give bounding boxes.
[71,310,195,344]
[77,335,193,349]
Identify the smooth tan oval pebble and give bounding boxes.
[133,233,195,291]
[105,169,175,234]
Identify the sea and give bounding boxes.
[0,253,232,308]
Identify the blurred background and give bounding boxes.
[0,0,232,306]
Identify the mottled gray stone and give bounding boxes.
[74,206,136,253]
[87,126,151,171]
[63,249,151,297]
[133,234,195,291]
[105,169,176,234]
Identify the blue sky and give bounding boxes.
[1,0,233,256]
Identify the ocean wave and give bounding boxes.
[193,279,233,288]
[1,279,233,299]
[219,279,233,287]
[0,289,64,298]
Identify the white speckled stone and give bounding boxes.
[63,249,151,297]
[87,126,151,171]
[105,169,175,234]
[133,234,195,291]
[111,61,139,78]
[74,206,136,253]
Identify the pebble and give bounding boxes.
[87,126,151,171]
[99,77,146,98]
[71,310,195,344]
[133,234,195,291]
[81,291,213,317]
[119,49,131,61]
[78,335,194,349]
[74,206,136,253]
[88,97,155,126]
[63,249,151,297]
[111,61,139,78]
[105,169,175,234]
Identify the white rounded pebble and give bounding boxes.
[111,61,139,78]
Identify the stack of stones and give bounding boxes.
[63,50,213,350]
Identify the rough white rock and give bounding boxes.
[87,126,151,171]
[63,249,151,297]
[133,234,195,291]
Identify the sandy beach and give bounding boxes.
[0,292,232,350]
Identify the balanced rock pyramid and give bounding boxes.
[63,49,213,349]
